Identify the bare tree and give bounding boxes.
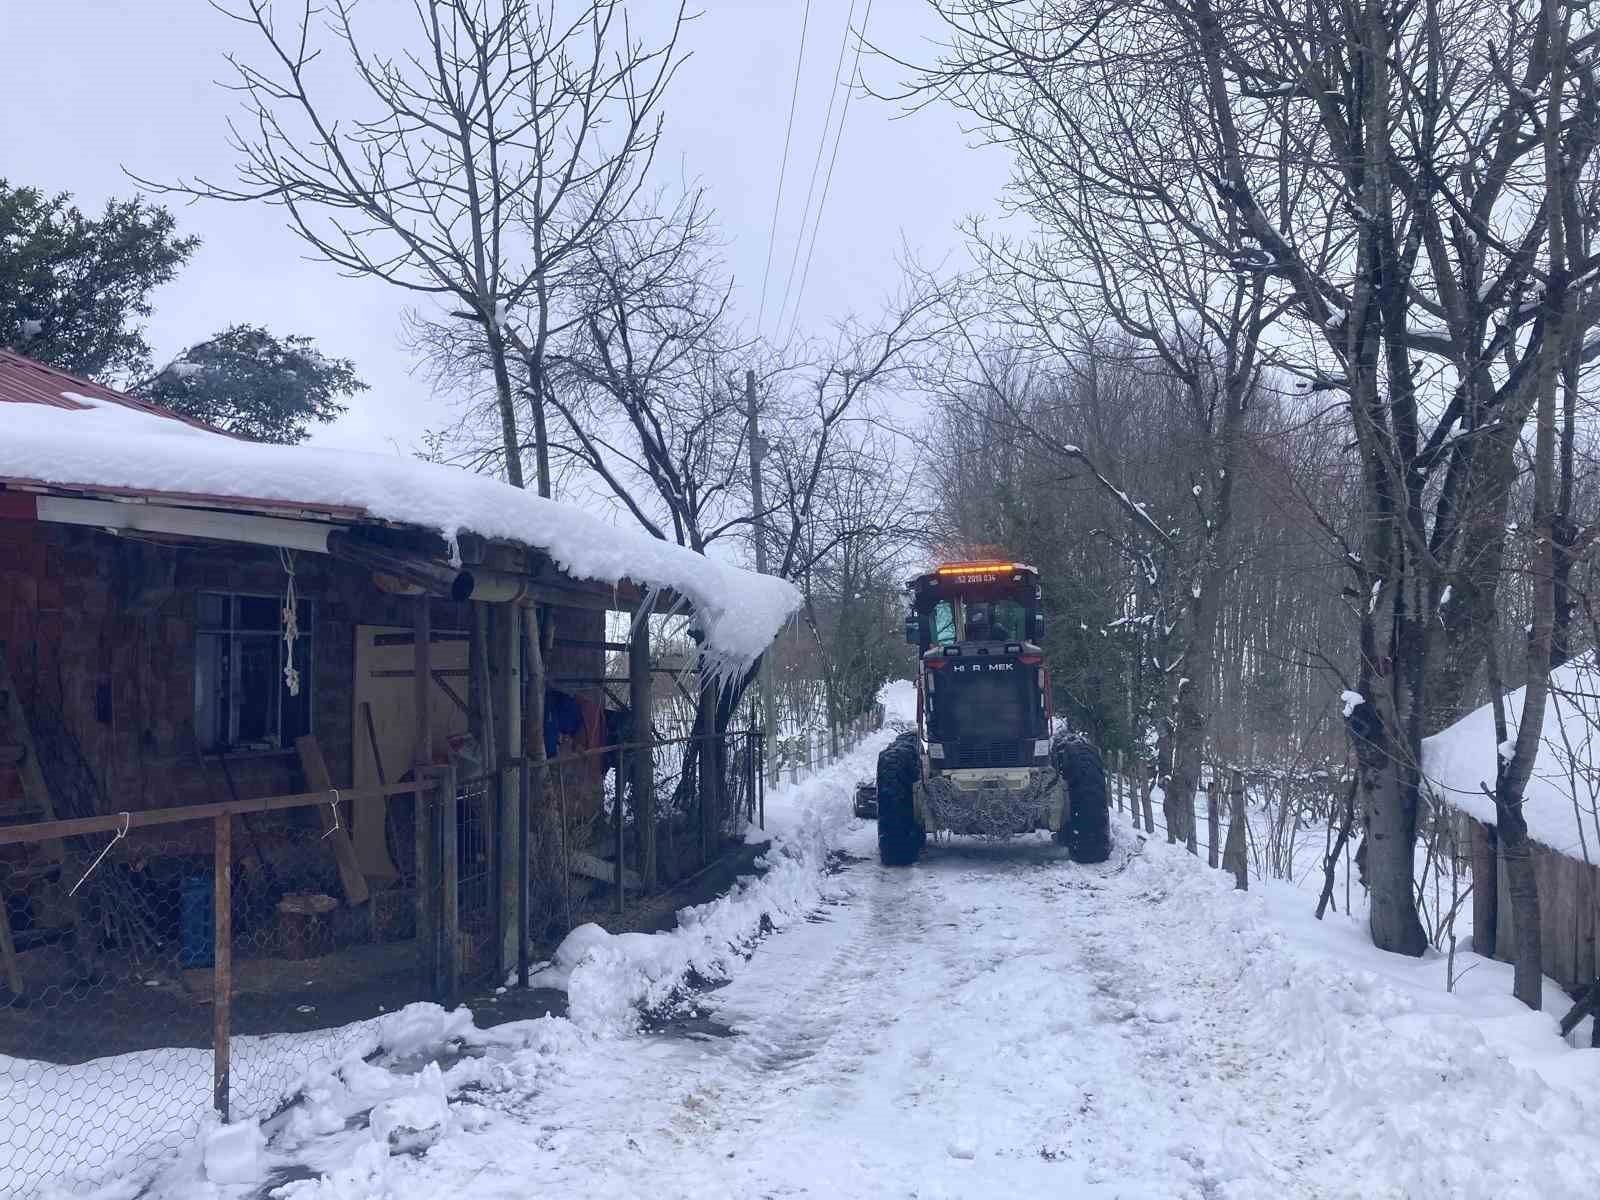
[903,0,1600,973]
[142,0,686,493]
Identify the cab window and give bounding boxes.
[931,600,959,644]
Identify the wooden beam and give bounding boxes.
[0,779,427,846]
[414,594,436,994]
[371,631,470,647]
[0,652,64,859]
[294,736,372,906]
[569,851,642,890]
[630,615,655,890]
[495,604,523,975]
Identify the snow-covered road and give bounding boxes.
[341,811,1600,1200]
[501,829,1319,1199]
[127,727,1600,1200]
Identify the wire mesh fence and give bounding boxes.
[0,781,432,1196]
[0,719,793,1196]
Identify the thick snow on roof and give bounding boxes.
[1421,656,1600,860]
[2,394,800,668]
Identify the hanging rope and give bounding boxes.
[280,548,301,698]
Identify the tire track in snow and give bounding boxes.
[447,827,1335,1199]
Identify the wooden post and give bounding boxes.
[1207,774,1221,869]
[1471,819,1499,959]
[438,763,459,1004]
[469,606,502,967]
[1141,765,1155,834]
[496,603,523,975]
[212,812,232,1122]
[522,606,547,959]
[517,760,530,987]
[614,741,626,916]
[629,615,655,890]
[413,595,435,994]
[1223,768,1248,890]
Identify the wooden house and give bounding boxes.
[0,350,797,1006]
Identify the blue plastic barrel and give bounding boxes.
[180,874,214,968]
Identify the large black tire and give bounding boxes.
[1053,735,1111,864]
[877,732,924,866]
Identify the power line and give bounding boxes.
[772,0,859,340]
[784,0,875,346]
[756,0,814,339]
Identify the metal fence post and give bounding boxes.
[212,812,231,1123]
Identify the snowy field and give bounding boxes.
[43,713,1600,1199]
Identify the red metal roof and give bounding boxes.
[0,349,226,433]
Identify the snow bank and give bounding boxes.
[1422,656,1600,858]
[21,731,889,1198]
[538,732,892,1035]
[3,399,799,668]
[17,1002,485,1199]
[1126,834,1600,1198]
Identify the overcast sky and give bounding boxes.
[2,1,1009,455]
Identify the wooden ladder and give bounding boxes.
[0,647,69,997]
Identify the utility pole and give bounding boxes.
[747,368,779,791]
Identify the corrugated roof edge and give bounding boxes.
[0,350,236,436]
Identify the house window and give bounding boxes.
[194,592,313,752]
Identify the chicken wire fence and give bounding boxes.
[0,725,771,1196]
[0,779,436,1197]
[515,727,765,953]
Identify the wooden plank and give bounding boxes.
[1583,865,1599,988]
[0,654,64,861]
[496,604,524,975]
[0,780,426,846]
[294,735,372,906]
[630,616,655,890]
[552,638,631,652]
[568,851,642,890]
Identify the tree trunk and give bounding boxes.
[485,323,524,491]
